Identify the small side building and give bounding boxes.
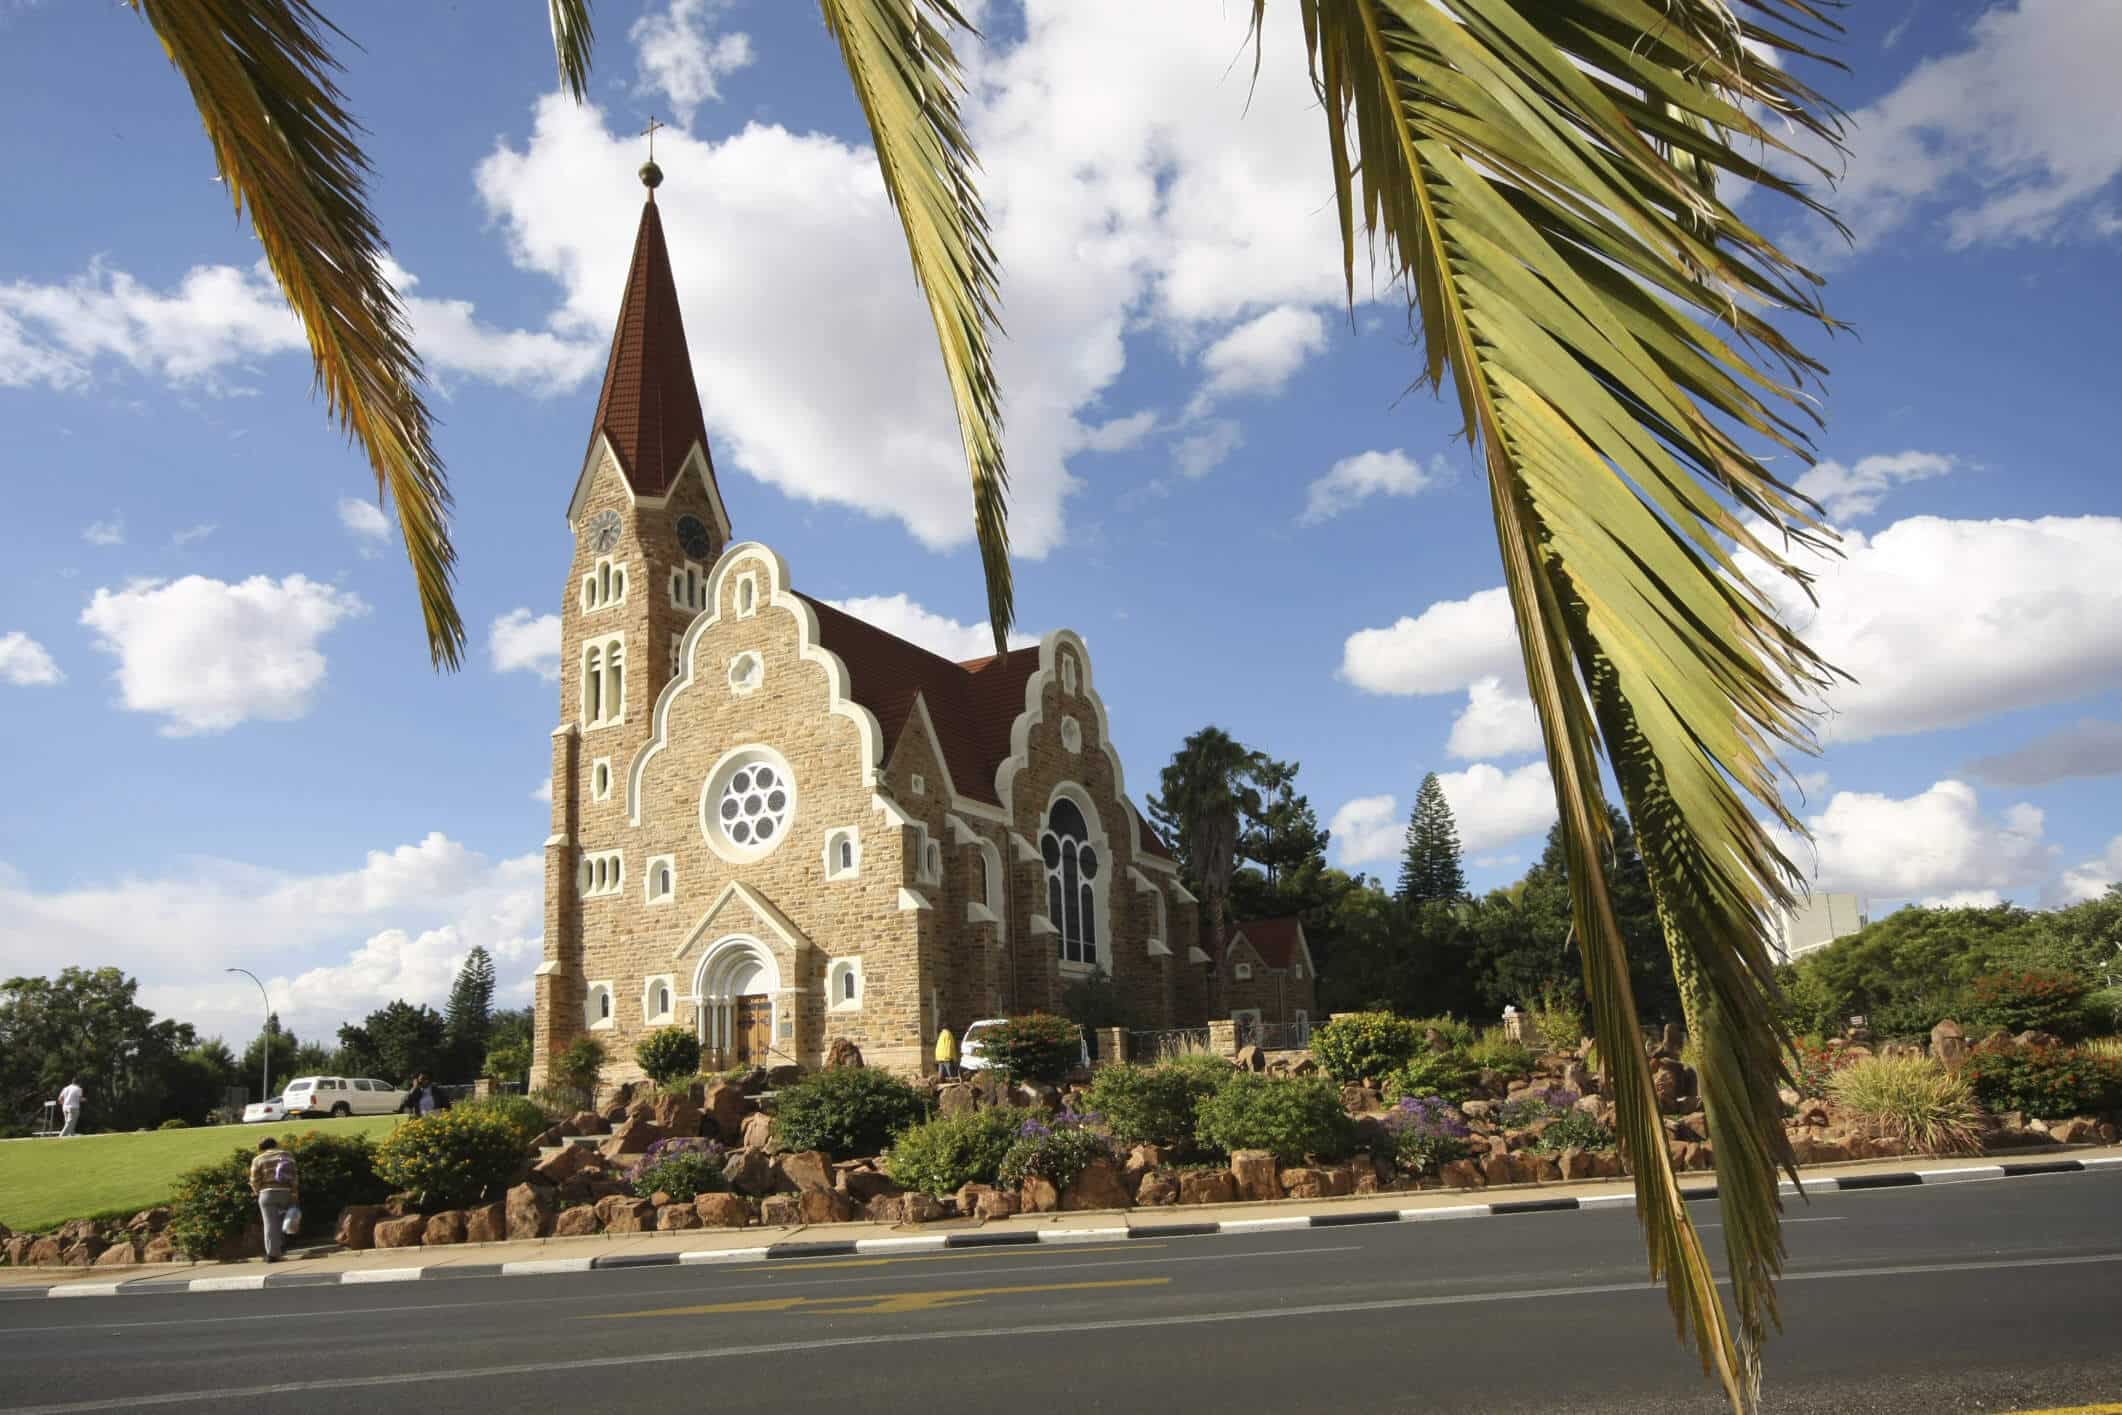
[1775,893,1868,963]
[1219,917,1319,1042]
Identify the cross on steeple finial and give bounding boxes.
[637,117,666,197]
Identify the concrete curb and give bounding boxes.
[7,1154,2114,1301]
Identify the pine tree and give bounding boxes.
[443,946,496,1077]
[1398,772,1467,905]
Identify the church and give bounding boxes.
[530,167,1217,1087]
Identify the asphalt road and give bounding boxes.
[1,1172,2117,1415]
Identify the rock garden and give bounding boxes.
[4,1007,2119,1269]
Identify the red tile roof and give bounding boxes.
[587,198,713,499]
[1135,813,1174,860]
[797,595,1040,808]
[1233,917,1306,970]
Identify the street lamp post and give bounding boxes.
[226,968,272,1107]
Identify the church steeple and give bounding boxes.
[586,176,715,501]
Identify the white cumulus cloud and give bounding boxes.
[79,574,367,735]
[1171,420,1243,480]
[1740,514,2122,744]
[1300,449,1445,526]
[336,496,390,557]
[1341,585,1518,697]
[1447,676,1542,761]
[1793,450,1954,521]
[0,632,63,686]
[2055,835,2122,905]
[1194,304,1326,407]
[1328,794,1404,870]
[632,0,754,124]
[83,517,124,546]
[1774,779,2052,903]
[1435,761,1557,853]
[489,608,562,681]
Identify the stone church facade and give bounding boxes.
[531,181,1210,1088]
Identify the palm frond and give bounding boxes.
[132,0,462,668]
[1295,1,1848,1407]
[548,0,597,100]
[818,0,1011,649]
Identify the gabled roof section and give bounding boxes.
[1230,916,1307,970]
[795,595,1040,807]
[587,197,713,500]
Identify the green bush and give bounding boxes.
[1532,1110,1616,1154]
[635,1027,704,1083]
[1466,1030,1538,1078]
[1496,1086,1580,1130]
[1193,1073,1355,1162]
[1533,990,1585,1054]
[1406,1015,1478,1050]
[884,1108,1023,1196]
[374,1107,529,1210]
[158,1118,190,1131]
[1310,1012,1423,1082]
[452,1094,551,1150]
[1967,970,2093,1038]
[771,1067,926,1159]
[1382,1049,1480,1104]
[628,1138,727,1201]
[1962,1045,2122,1119]
[997,1122,1110,1191]
[1827,1056,1982,1157]
[553,1035,606,1103]
[975,1014,1084,1085]
[1083,1063,1224,1147]
[168,1131,388,1257]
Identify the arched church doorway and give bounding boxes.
[695,936,779,1068]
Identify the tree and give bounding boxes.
[483,1008,534,1087]
[1148,727,1266,969]
[161,1040,241,1126]
[0,968,196,1133]
[128,4,1854,1400]
[241,1018,300,1100]
[444,946,498,1079]
[335,1001,448,1085]
[1398,773,1467,905]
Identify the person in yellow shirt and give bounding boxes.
[934,1024,959,1081]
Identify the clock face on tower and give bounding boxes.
[585,509,623,554]
[675,515,713,561]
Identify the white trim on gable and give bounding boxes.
[564,433,732,547]
[897,887,931,912]
[628,543,886,825]
[898,695,957,801]
[671,880,814,963]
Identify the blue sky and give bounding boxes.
[1,0,2117,1048]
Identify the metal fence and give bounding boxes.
[1236,1017,1312,1051]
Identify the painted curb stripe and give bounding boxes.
[15,1158,2114,1298]
[942,1231,1038,1249]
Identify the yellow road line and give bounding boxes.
[761,1242,1154,1273]
[588,1276,1170,1319]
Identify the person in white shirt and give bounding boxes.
[58,1079,84,1137]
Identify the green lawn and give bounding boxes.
[0,1116,403,1233]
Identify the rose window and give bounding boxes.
[718,761,790,849]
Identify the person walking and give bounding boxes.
[397,1073,442,1117]
[248,1137,299,1263]
[934,1025,958,1081]
[57,1078,84,1137]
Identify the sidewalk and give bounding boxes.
[4,1144,2115,1295]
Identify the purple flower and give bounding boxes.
[1386,1096,1470,1139]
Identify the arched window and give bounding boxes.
[585,645,602,721]
[1040,798,1099,966]
[600,991,611,1020]
[970,851,988,907]
[656,983,671,1016]
[841,970,856,1002]
[839,837,855,873]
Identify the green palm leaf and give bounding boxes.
[818,0,1012,649]
[1289,1,1848,1406]
[548,0,597,101]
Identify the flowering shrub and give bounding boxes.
[635,1027,704,1083]
[1193,1073,1355,1162]
[1790,1038,1861,1099]
[976,1013,1085,1085]
[1382,1097,1473,1174]
[1381,1049,1480,1105]
[1962,1045,2122,1119]
[549,1035,607,1110]
[629,1138,728,1201]
[1966,970,2093,1038]
[167,1130,388,1258]
[1826,1057,1981,1157]
[1084,1062,1226,1146]
[1310,1012,1423,1082]
[771,1067,926,1159]
[1467,1032,1539,1078]
[453,1094,551,1150]
[1496,1087,1580,1130]
[884,1108,1023,1196]
[1531,1111,1616,1154]
[375,1107,529,1210]
[997,1110,1110,1190]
